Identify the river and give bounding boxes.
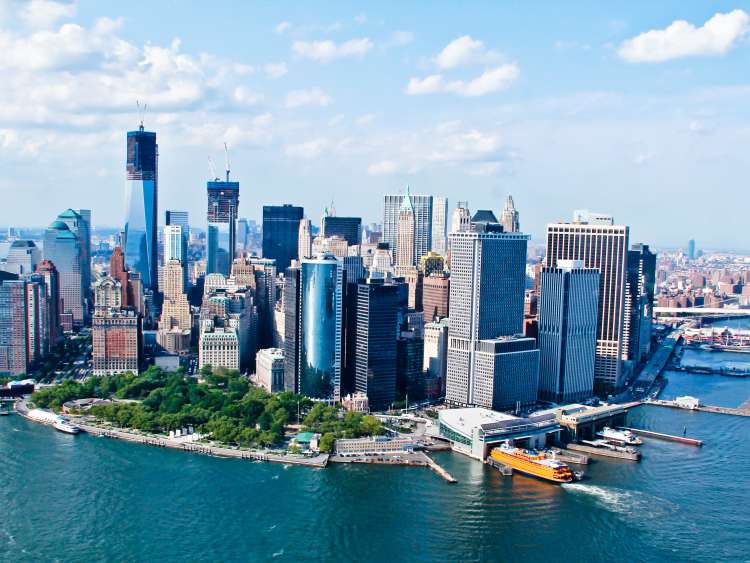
[2,340,749,562]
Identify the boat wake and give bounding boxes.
[272,549,285,558]
[561,483,675,519]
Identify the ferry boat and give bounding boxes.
[53,419,80,435]
[489,442,574,484]
[596,427,642,445]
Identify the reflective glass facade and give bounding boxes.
[300,256,342,400]
[206,180,239,276]
[124,127,158,290]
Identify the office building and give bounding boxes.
[43,218,83,329]
[538,260,599,403]
[298,218,312,261]
[423,273,450,321]
[353,279,399,410]
[92,309,142,376]
[450,202,471,234]
[423,318,449,397]
[157,260,191,353]
[431,197,448,255]
[312,235,348,259]
[404,269,423,311]
[472,336,539,411]
[94,277,122,311]
[249,257,277,349]
[322,215,362,246]
[36,260,61,344]
[298,254,343,400]
[500,195,520,233]
[206,170,239,276]
[395,192,416,271]
[687,239,696,260]
[57,209,91,304]
[1,240,40,275]
[256,348,285,392]
[546,212,629,393]
[199,327,240,371]
[420,251,445,276]
[283,264,301,392]
[472,210,499,224]
[397,330,424,400]
[383,191,433,265]
[124,123,158,290]
[623,244,657,363]
[164,224,188,288]
[262,204,304,271]
[0,276,52,375]
[445,224,529,408]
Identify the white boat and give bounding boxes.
[53,419,80,435]
[596,427,642,445]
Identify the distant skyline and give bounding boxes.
[1,1,750,249]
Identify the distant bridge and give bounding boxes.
[654,307,750,317]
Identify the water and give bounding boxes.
[3,374,750,561]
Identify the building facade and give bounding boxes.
[206,177,239,277]
[262,205,304,271]
[431,197,448,255]
[322,216,362,246]
[383,192,433,266]
[92,309,142,376]
[256,347,285,392]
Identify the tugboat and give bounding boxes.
[596,427,642,445]
[490,442,575,484]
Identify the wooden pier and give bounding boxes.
[618,426,703,446]
[644,399,750,418]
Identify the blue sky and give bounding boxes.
[1,1,749,249]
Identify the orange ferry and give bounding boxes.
[490,442,574,484]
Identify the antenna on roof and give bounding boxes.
[208,156,218,181]
[136,100,147,131]
[224,142,230,182]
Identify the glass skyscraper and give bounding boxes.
[262,205,304,271]
[300,254,343,400]
[206,180,239,276]
[124,124,158,290]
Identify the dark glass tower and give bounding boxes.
[322,216,362,246]
[262,205,304,271]
[124,125,158,290]
[207,179,239,276]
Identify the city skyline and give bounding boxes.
[2,2,750,249]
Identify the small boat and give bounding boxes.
[53,419,80,435]
[489,441,574,484]
[596,427,642,445]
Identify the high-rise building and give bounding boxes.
[395,192,416,271]
[546,212,629,393]
[312,235,348,259]
[298,254,343,400]
[43,218,83,329]
[0,276,28,375]
[431,197,448,255]
[623,244,657,363]
[249,257,277,349]
[256,348,285,392]
[383,191,433,265]
[472,336,539,411]
[445,224,530,408]
[262,205,304,272]
[157,260,191,353]
[206,171,239,277]
[538,260,599,403]
[35,260,61,344]
[322,215,362,246]
[124,124,158,290]
[298,218,312,261]
[94,277,122,311]
[1,240,40,275]
[164,225,188,288]
[687,239,696,261]
[450,202,471,235]
[92,309,142,376]
[57,208,91,318]
[283,264,301,393]
[423,273,450,321]
[420,251,445,276]
[500,195,520,233]
[423,318,449,397]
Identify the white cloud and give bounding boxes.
[328,114,345,126]
[264,62,288,78]
[285,138,328,159]
[354,14,367,25]
[20,0,76,28]
[383,30,414,49]
[284,87,332,108]
[356,113,376,126]
[435,35,502,69]
[275,21,291,34]
[619,10,750,63]
[232,86,263,106]
[292,38,373,62]
[367,160,399,175]
[634,151,656,165]
[406,64,519,97]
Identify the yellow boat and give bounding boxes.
[490,442,574,484]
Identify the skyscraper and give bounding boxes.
[353,278,399,409]
[431,197,448,255]
[43,219,83,330]
[36,260,61,344]
[57,208,91,316]
[546,212,629,393]
[687,239,696,260]
[450,202,471,235]
[298,218,312,261]
[157,259,191,353]
[163,225,188,289]
[92,309,142,376]
[166,210,189,283]
[538,260,599,403]
[283,264,301,393]
[299,254,343,400]
[262,205,304,271]
[500,195,520,233]
[445,223,530,408]
[395,191,416,271]
[1,240,40,275]
[322,215,362,246]
[124,124,158,290]
[623,243,656,363]
[383,190,432,265]
[206,172,239,277]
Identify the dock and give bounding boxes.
[548,449,589,465]
[486,456,513,475]
[644,399,750,418]
[617,426,703,446]
[565,442,641,461]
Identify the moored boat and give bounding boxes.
[53,419,80,435]
[489,442,574,484]
[596,427,642,445]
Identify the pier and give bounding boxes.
[565,442,641,461]
[422,452,458,483]
[667,364,750,377]
[644,399,750,418]
[617,426,703,446]
[486,456,513,475]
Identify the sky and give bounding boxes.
[1,1,750,250]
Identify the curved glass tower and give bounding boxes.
[300,254,343,400]
[124,125,158,290]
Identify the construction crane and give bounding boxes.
[224,142,231,182]
[208,156,219,181]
